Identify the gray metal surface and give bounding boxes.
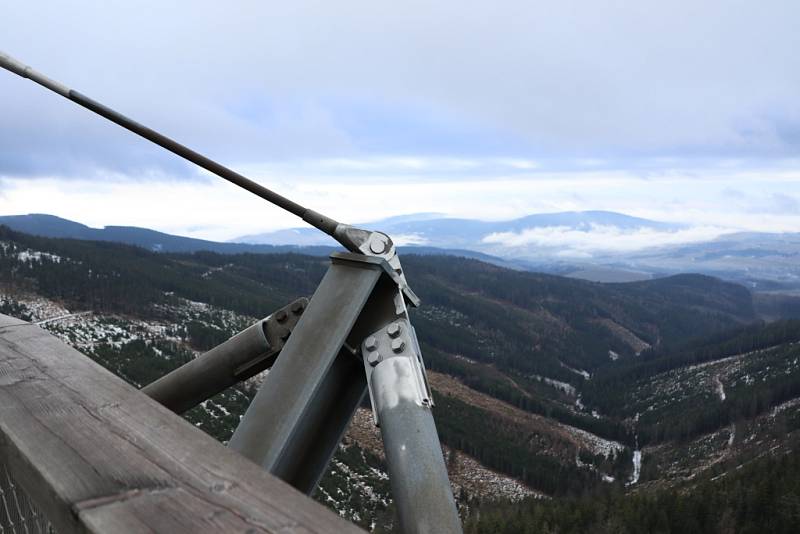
[228,255,386,493]
[362,317,432,423]
[142,298,307,414]
[370,359,461,534]
[361,294,462,534]
[0,51,69,96]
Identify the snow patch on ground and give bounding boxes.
[449,449,543,502]
[1,293,71,322]
[559,360,591,380]
[530,374,576,396]
[36,311,93,326]
[16,249,64,264]
[201,263,233,279]
[771,397,800,417]
[560,424,625,459]
[687,351,751,372]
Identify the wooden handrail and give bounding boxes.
[0,313,363,534]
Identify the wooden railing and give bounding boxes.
[0,314,363,534]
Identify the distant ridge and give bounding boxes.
[2,212,798,290]
[0,214,331,255]
[0,213,512,266]
[235,210,680,247]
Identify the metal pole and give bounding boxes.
[371,361,461,534]
[228,255,387,494]
[229,253,462,532]
[142,298,307,414]
[361,314,462,534]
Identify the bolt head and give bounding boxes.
[369,236,387,254]
[291,301,305,315]
[391,339,405,353]
[368,351,381,366]
[275,310,288,323]
[364,336,378,352]
[387,322,402,338]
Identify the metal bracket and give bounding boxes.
[142,297,307,414]
[360,284,434,427]
[332,226,420,307]
[232,298,307,381]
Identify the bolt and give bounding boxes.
[364,336,378,352]
[275,310,288,323]
[391,339,405,353]
[291,301,305,315]
[387,322,402,338]
[368,351,381,367]
[369,236,387,254]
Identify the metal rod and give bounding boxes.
[0,51,343,242]
[142,298,307,414]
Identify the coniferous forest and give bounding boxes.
[2,225,800,532]
[464,439,800,534]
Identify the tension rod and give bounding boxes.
[0,51,344,247]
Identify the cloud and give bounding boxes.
[481,224,736,256]
[770,193,800,214]
[392,234,429,246]
[1,1,798,180]
[2,165,800,241]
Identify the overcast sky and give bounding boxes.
[1,1,798,241]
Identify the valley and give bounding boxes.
[1,224,799,532]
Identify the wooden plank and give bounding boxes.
[0,314,364,534]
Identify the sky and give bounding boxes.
[1,1,799,243]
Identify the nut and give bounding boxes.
[364,336,378,352]
[368,351,381,366]
[275,310,288,323]
[387,322,402,338]
[391,339,405,353]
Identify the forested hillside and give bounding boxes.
[464,437,800,534]
[1,224,799,532]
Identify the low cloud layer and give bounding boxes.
[1,167,798,241]
[482,224,735,257]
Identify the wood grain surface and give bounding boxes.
[0,314,364,533]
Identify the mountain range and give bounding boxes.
[235,210,680,248]
[2,210,799,293]
[237,210,800,290]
